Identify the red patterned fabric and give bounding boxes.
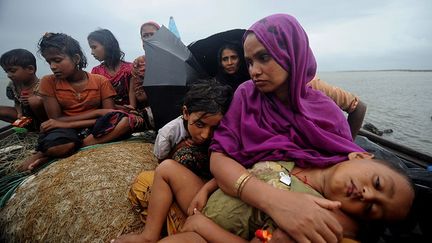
[91,61,133,105]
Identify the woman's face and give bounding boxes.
[323,159,414,222]
[243,33,289,98]
[88,39,105,62]
[141,25,158,41]
[221,48,239,75]
[42,48,78,79]
[182,108,223,146]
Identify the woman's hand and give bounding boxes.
[40,118,69,132]
[265,190,342,243]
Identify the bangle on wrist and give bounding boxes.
[237,174,253,198]
[234,172,253,198]
[234,172,250,193]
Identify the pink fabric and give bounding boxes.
[210,14,364,168]
[91,61,133,106]
[140,21,161,34]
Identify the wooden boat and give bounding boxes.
[358,128,432,168]
[0,125,430,242]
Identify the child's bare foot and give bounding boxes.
[111,232,157,243]
[82,134,96,147]
[18,152,47,171]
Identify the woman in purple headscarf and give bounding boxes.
[205,14,366,242]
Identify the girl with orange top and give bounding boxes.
[19,33,132,171]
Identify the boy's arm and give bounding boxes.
[347,100,366,138]
[309,77,366,138]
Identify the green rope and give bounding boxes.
[12,127,28,134]
[0,159,58,208]
[0,133,155,208]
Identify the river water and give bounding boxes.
[318,71,432,156]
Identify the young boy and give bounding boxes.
[0,49,46,128]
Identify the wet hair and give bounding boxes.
[0,49,37,71]
[87,29,124,70]
[183,78,233,117]
[37,33,87,69]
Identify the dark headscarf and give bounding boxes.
[215,43,250,90]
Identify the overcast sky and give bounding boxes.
[1,0,431,77]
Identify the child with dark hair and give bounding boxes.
[0,49,46,127]
[153,79,233,168]
[88,29,135,108]
[113,79,233,242]
[88,29,149,130]
[20,33,132,171]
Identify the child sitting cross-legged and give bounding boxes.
[87,29,151,131]
[20,33,133,171]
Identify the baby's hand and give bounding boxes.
[187,188,209,216]
[181,209,211,234]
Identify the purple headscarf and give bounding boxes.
[210,14,364,168]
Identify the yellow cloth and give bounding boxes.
[128,170,187,235]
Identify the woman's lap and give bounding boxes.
[203,161,295,239]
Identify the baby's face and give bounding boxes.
[323,159,414,222]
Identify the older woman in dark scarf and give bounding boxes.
[215,43,250,90]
